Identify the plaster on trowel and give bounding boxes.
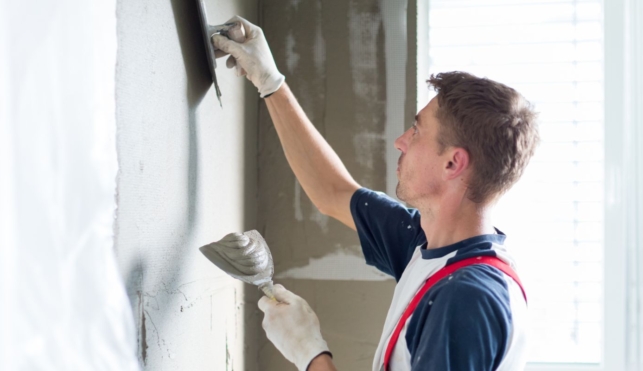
[196,0,246,107]
[199,230,276,299]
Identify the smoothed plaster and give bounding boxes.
[114,0,258,369]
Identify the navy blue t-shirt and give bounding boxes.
[350,188,525,371]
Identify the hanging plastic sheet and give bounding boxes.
[0,0,139,369]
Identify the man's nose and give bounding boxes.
[394,129,409,152]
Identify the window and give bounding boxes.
[426,0,604,366]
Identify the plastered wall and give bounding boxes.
[257,1,417,369]
[114,0,258,369]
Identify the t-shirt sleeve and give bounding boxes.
[350,188,426,281]
[406,265,512,371]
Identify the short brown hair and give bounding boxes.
[427,71,539,203]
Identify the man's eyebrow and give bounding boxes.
[415,114,420,126]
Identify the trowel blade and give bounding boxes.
[196,0,223,107]
[198,230,274,286]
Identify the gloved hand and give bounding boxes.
[212,16,285,98]
[258,284,331,371]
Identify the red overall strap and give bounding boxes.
[382,256,527,371]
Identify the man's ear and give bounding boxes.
[444,147,470,180]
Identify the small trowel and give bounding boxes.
[196,0,246,107]
[199,230,276,299]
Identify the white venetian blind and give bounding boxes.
[426,0,604,364]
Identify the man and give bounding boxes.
[214,16,539,371]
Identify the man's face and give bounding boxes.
[394,97,448,207]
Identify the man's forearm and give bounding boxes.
[265,83,359,229]
[308,353,338,371]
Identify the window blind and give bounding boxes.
[427,0,604,364]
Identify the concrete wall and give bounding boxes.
[257,1,417,369]
[114,0,258,369]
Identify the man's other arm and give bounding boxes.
[309,354,338,371]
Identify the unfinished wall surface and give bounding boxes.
[258,1,416,369]
[114,0,258,369]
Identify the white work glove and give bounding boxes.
[258,284,331,371]
[212,16,285,98]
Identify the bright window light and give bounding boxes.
[427,0,604,364]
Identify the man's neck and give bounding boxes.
[419,200,495,250]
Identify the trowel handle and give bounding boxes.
[212,22,246,44]
[227,22,246,43]
[258,281,276,300]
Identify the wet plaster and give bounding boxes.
[114,0,258,369]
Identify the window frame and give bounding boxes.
[524,0,635,369]
[416,0,630,369]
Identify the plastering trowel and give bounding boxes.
[196,0,246,107]
[199,230,276,299]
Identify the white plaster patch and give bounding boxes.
[381,0,408,198]
[290,0,303,10]
[313,18,326,76]
[309,207,329,234]
[295,179,329,233]
[285,31,300,74]
[294,179,303,221]
[353,132,385,170]
[347,4,381,105]
[276,250,392,281]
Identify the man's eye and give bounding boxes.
[412,125,418,134]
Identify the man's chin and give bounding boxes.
[396,183,420,207]
[395,183,407,202]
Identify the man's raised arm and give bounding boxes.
[213,16,360,229]
[264,84,359,229]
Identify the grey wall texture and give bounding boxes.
[114,0,258,369]
[257,1,417,370]
[259,0,387,274]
